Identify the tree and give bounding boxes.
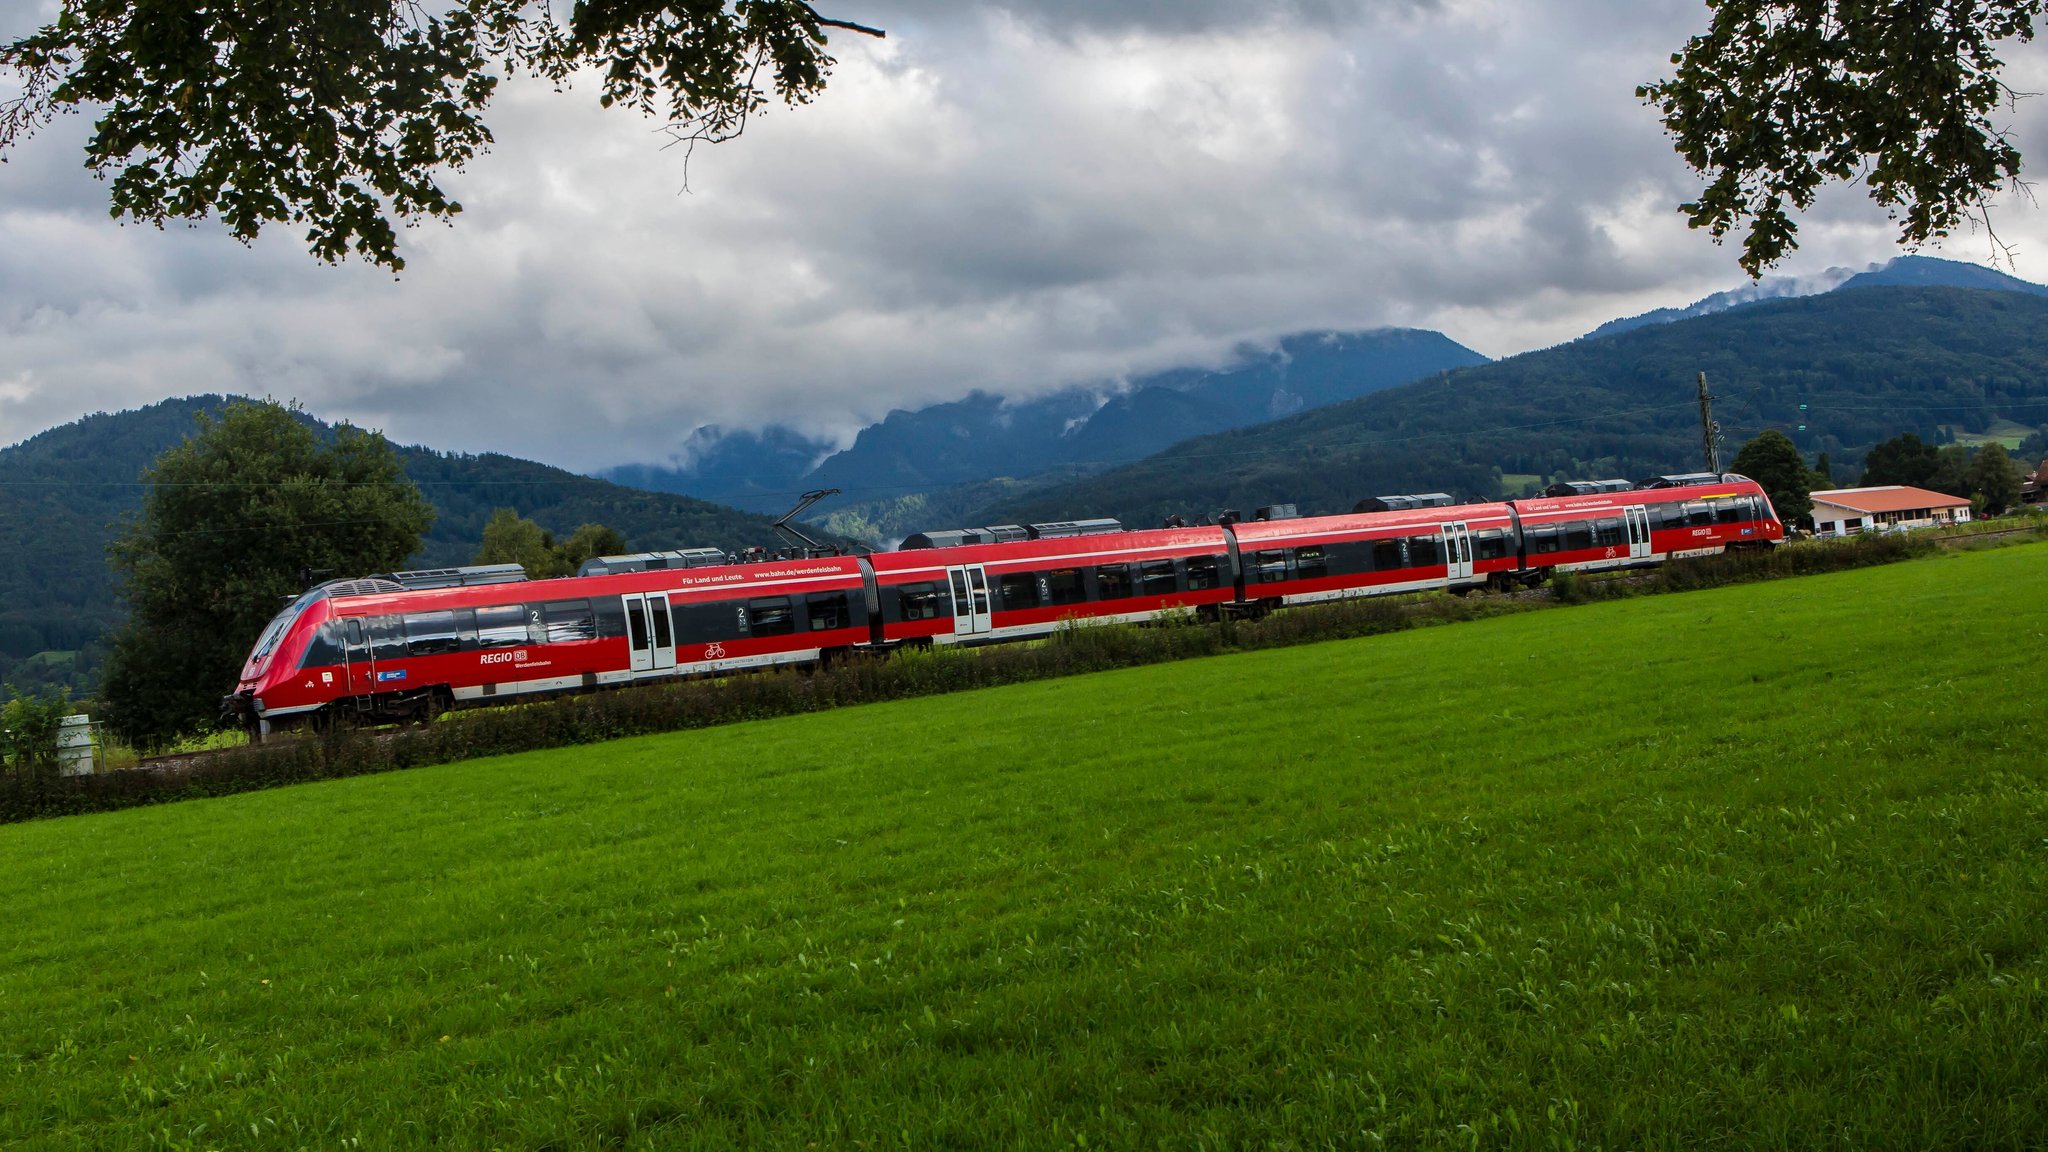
[474,509,570,578]
[1731,429,1815,526]
[1813,451,1834,488]
[557,523,630,572]
[1,686,70,782]
[2017,426,2048,466]
[1860,433,1941,488]
[474,513,628,577]
[102,401,433,747]
[1925,445,1977,498]
[1644,2,2041,275]
[1965,442,2025,512]
[1,3,884,271]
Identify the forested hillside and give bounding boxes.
[0,397,834,694]
[976,287,2048,529]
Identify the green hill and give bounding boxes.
[971,286,2048,529]
[3,545,2044,1147]
[0,397,837,694]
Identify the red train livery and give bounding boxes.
[224,474,1782,735]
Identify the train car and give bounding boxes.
[869,521,1239,645]
[224,555,868,735]
[1511,475,1782,575]
[1225,498,1521,604]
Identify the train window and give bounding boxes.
[806,592,852,631]
[543,601,597,643]
[301,621,344,668]
[1407,536,1443,567]
[1684,502,1714,527]
[369,616,408,661]
[476,604,528,648]
[1325,542,1370,575]
[1096,565,1134,600]
[1293,547,1328,580]
[343,618,365,647]
[997,572,1040,610]
[673,600,739,645]
[1592,518,1626,548]
[626,602,650,649]
[1046,569,1087,606]
[1561,522,1593,552]
[1185,555,1223,590]
[1715,500,1745,524]
[592,598,627,639]
[1372,538,1405,570]
[403,610,462,656]
[897,583,947,621]
[749,598,796,637]
[1475,530,1508,561]
[1527,526,1560,554]
[648,603,672,648]
[1138,560,1178,596]
[1248,550,1289,583]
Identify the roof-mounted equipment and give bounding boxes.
[1541,479,1635,498]
[1637,472,1724,490]
[1025,518,1124,539]
[375,564,529,589]
[578,549,730,577]
[1254,504,1299,521]
[1352,493,1456,514]
[900,525,1032,550]
[771,489,842,558]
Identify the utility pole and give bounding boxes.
[1696,371,1721,474]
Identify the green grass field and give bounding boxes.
[5,546,2047,1149]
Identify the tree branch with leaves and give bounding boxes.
[1,2,882,272]
[1644,0,2043,276]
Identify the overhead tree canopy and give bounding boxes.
[1645,1,2043,276]
[0,2,882,271]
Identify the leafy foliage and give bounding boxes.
[1,2,880,270]
[1861,432,1942,487]
[1731,429,1815,526]
[1965,442,2025,512]
[101,401,434,747]
[0,686,69,782]
[471,509,624,577]
[1645,1,2044,275]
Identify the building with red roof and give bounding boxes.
[1810,486,1972,538]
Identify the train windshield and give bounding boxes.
[249,589,324,666]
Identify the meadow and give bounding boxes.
[3,544,2045,1149]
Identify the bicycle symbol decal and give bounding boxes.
[704,642,727,660]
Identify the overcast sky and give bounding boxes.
[5,0,2048,473]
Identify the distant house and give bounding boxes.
[2024,460,2046,506]
[1811,486,1972,538]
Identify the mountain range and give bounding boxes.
[970,285,2048,531]
[1582,254,2048,340]
[598,328,1489,518]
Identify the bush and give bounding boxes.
[1,688,71,782]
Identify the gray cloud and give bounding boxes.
[4,0,2045,473]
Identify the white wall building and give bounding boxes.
[1810,486,1972,538]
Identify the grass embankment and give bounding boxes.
[3,545,2046,1148]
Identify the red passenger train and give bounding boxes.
[223,474,1782,735]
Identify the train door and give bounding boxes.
[623,593,677,673]
[1441,522,1474,581]
[948,565,992,637]
[1625,505,1653,560]
[340,616,376,696]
